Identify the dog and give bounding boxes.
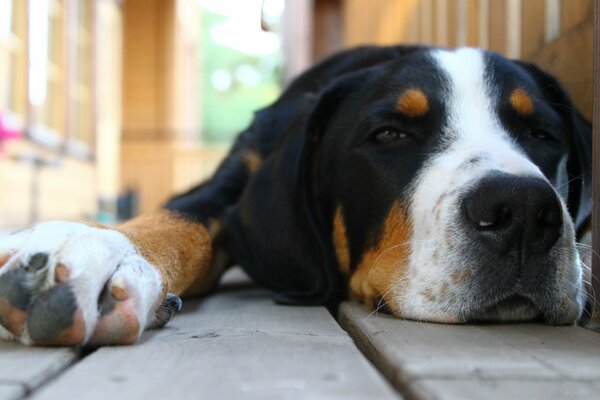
[0,46,592,346]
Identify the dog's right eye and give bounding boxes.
[372,128,408,144]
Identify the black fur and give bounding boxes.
[164,46,591,308]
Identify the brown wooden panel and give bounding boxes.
[447,0,458,47]
[521,0,545,58]
[489,0,507,54]
[434,0,449,46]
[592,0,600,322]
[313,0,343,60]
[466,0,479,46]
[526,17,593,121]
[561,0,593,33]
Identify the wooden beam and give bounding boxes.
[592,0,600,322]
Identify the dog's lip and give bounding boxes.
[468,294,543,322]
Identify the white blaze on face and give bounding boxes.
[390,48,582,323]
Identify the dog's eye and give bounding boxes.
[372,129,408,144]
[529,129,549,141]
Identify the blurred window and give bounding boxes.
[0,0,27,118]
[70,0,93,148]
[27,0,94,154]
[29,0,65,136]
[198,0,284,145]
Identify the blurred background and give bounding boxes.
[0,0,593,231]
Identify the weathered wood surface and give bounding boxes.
[29,271,398,400]
[0,342,77,400]
[339,302,600,400]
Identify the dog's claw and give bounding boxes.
[148,293,182,329]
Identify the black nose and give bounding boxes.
[461,174,563,256]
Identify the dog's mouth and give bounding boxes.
[468,294,543,323]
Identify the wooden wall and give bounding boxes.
[120,0,215,214]
[120,142,227,214]
[342,0,593,120]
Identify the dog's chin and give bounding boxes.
[469,295,543,323]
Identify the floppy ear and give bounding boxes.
[224,72,370,308]
[517,62,592,237]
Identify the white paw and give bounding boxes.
[0,221,172,346]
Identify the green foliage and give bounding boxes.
[200,10,282,144]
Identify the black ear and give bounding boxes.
[517,62,592,237]
[224,71,371,308]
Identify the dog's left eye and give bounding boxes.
[372,128,409,144]
[529,129,550,141]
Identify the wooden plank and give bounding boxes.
[410,379,600,400]
[545,0,561,42]
[0,342,77,398]
[338,302,600,399]
[465,0,479,47]
[506,0,521,58]
[521,0,545,59]
[592,0,600,322]
[561,0,593,33]
[0,384,24,400]
[447,0,458,47]
[525,16,593,120]
[31,274,399,400]
[488,0,507,54]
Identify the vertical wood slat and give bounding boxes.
[561,0,593,33]
[521,0,545,58]
[506,0,521,58]
[488,0,507,53]
[447,0,458,47]
[455,0,468,47]
[545,0,561,42]
[434,0,448,46]
[592,0,600,322]
[466,0,479,47]
[477,0,489,48]
[420,0,433,44]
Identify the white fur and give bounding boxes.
[0,222,162,345]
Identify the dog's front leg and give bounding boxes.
[0,210,214,346]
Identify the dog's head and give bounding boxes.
[233,47,591,324]
[307,48,591,324]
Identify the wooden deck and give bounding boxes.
[1,268,600,400]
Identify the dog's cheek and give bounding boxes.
[348,202,412,314]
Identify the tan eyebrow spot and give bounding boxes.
[509,88,534,115]
[396,88,429,117]
[333,206,350,274]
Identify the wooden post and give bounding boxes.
[592,0,600,322]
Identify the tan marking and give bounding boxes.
[396,88,429,117]
[333,206,351,274]
[90,299,141,346]
[0,299,26,336]
[37,309,86,346]
[0,251,11,267]
[242,150,262,174]
[509,88,534,115]
[117,210,213,298]
[54,264,69,283]
[349,202,412,313]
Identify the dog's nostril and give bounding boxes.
[462,174,563,255]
